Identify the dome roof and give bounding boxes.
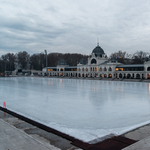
[92,44,105,56]
[110,57,117,62]
[59,59,67,65]
[80,58,86,64]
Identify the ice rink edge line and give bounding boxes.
[0,107,92,147]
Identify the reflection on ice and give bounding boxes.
[149,84,150,96]
[0,77,150,142]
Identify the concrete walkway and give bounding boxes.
[1,109,150,150]
[123,136,150,150]
[0,119,59,150]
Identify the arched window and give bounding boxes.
[116,73,118,78]
[91,67,92,71]
[109,74,112,78]
[86,68,88,71]
[147,74,150,79]
[93,67,94,71]
[109,67,112,71]
[147,67,150,71]
[82,68,84,71]
[100,68,102,71]
[79,68,81,71]
[95,67,97,71]
[136,74,140,79]
[60,68,63,71]
[127,74,131,79]
[104,67,107,71]
[91,59,97,64]
[119,73,122,78]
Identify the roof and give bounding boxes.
[92,44,105,56]
[65,66,77,69]
[59,59,67,65]
[45,67,57,69]
[80,58,87,64]
[110,57,117,61]
[116,64,144,68]
[100,61,109,65]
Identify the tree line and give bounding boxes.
[109,50,150,64]
[0,51,88,72]
[0,50,149,73]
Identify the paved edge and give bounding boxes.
[0,118,60,150]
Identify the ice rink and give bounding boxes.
[0,77,150,142]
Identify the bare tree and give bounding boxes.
[17,51,30,69]
[109,51,127,63]
[132,51,149,64]
[1,53,16,71]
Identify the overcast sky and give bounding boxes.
[0,0,150,56]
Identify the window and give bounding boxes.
[104,67,107,71]
[147,74,150,79]
[109,67,112,71]
[116,68,123,71]
[91,59,97,64]
[136,74,140,79]
[109,74,112,78]
[47,69,53,71]
[119,74,122,78]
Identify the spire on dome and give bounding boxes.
[97,38,99,46]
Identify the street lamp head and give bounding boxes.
[44,50,47,54]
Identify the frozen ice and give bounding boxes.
[0,77,150,142]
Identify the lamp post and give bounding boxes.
[44,50,48,76]
[44,50,48,67]
[5,60,6,76]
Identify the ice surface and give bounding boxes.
[0,77,150,142]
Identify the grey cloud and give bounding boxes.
[1,0,150,56]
